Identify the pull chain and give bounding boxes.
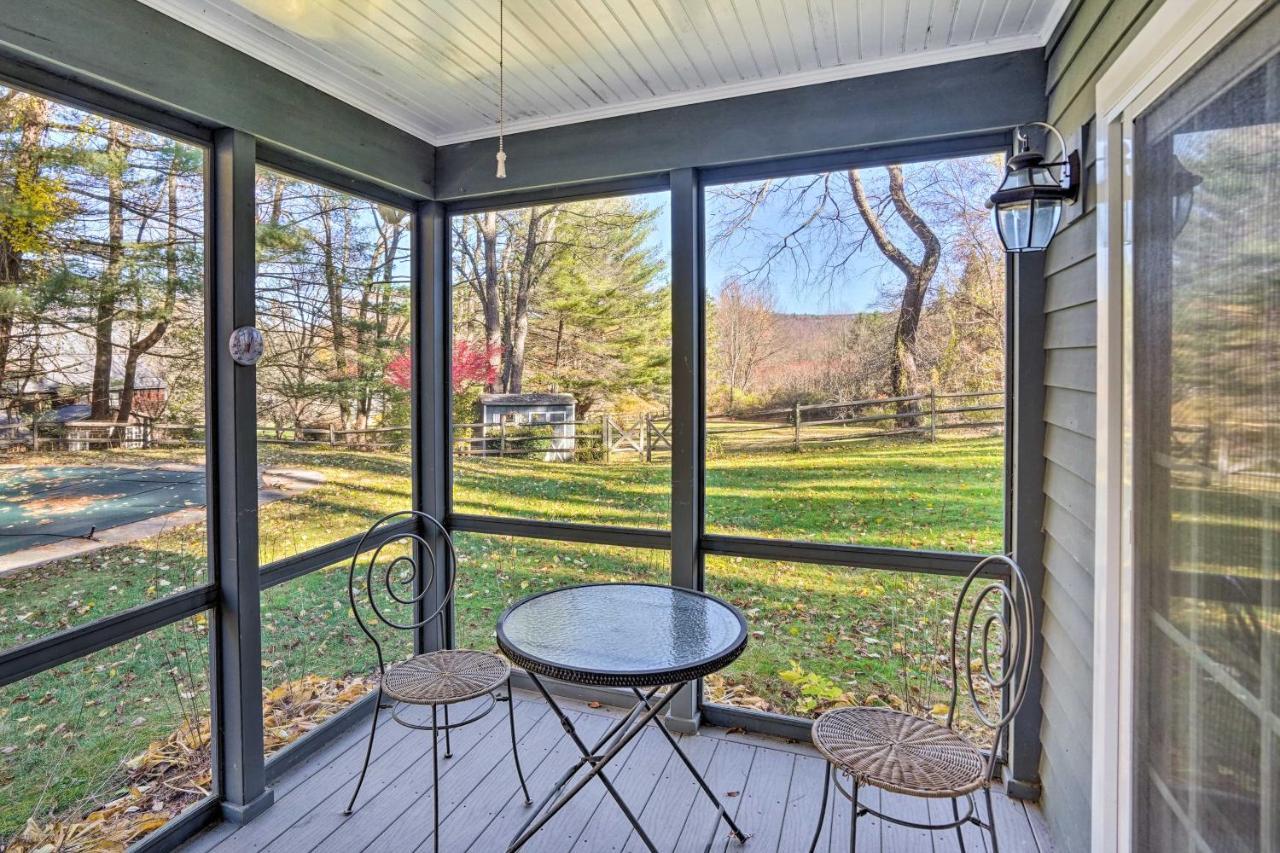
[496,0,507,178]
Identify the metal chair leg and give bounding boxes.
[344,685,383,815]
[985,787,999,853]
[442,703,453,758]
[808,762,831,853]
[431,705,441,853]
[849,775,860,852]
[506,680,532,805]
[952,797,968,853]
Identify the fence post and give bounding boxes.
[327,425,335,446]
[603,414,612,464]
[644,414,653,463]
[499,418,507,457]
[30,413,38,452]
[792,401,801,452]
[929,389,937,442]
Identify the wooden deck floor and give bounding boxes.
[180,691,1056,853]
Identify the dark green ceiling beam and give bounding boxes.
[435,48,1047,201]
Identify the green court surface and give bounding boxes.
[0,465,205,557]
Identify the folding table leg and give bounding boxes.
[629,687,749,844]
[506,675,678,852]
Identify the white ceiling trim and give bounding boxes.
[434,32,1046,145]
[137,0,1066,148]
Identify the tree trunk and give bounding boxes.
[506,280,530,394]
[118,158,180,422]
[502,208,558,394]
[91,123,126,420]
[847,166,940,426]
[0,95,50,396]
[321,202,352,428]
[480,211,502,393]
[268,176,285,227]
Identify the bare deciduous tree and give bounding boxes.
[848,166,941,423]
[705,156,1003,414]
[711,279,782,412]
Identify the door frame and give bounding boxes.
[1092,1,1272,850]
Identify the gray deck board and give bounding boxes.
[727,745,794,852]
[673,735,755,851]
[775,754,826,853]
[327,699,547,852]
[520,711,652,852]
[452,710,604,853]
[179,692,1052,853]
[571,726,675,851]
[622,727,719,852]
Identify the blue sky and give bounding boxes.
[634,154,1002,317]
[638,192,881,316]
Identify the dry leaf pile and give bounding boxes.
[704,674,774,712]
[262,674,373,754]
[4,675,373,853]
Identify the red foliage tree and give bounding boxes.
[385,340,498,393]
[451,340,499,391]
[385,349,412,391]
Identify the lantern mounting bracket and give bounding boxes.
[1014,121,1080,203]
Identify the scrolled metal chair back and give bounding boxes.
[946,554,1035,777]
[347,510,457,678]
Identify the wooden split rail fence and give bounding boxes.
[705,389,1005,455]
[451,413,673,461]
[1,390,1002,459]
[0,419,412,452]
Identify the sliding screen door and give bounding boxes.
[1131,16,1279,851]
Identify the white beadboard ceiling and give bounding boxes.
[136,0,1070,145]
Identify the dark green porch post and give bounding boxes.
[1006,250,1047,799]
[414,200,451,654]
[668,166,704,732]
[208,127,272,823]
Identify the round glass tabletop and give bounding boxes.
[496,583,748,687]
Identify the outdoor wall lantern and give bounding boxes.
[1170,154,1203,237]
[987,122,1080,253]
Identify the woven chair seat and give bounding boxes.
[382,650,511,705]
[812,706,987,798]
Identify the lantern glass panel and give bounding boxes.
[1028,163,1061,188]
[1030,198,1063,250]
[997,199,1033,251]
[1172,190,1195,235]
[1001,166,1032,190]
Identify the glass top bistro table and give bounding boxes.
[496,582,750,852]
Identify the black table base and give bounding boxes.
[507,673,748,853]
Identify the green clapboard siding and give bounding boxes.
[1038,1,1166,850]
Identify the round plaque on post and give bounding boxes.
[229,326,264,366]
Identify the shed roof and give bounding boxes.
[479,393,575,406]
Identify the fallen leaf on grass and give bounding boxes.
[6,674,372,853]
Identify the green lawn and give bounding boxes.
[0,434,1004,841]
[454,433,1004,552]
